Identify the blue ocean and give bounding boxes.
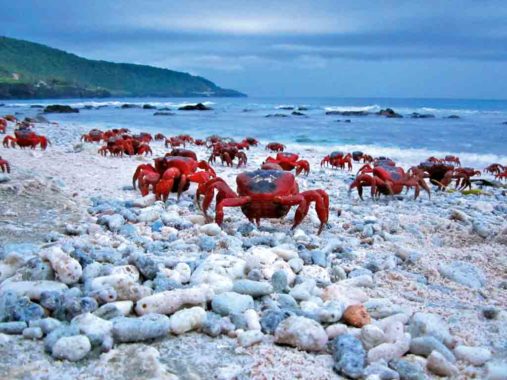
[2,97,506,168]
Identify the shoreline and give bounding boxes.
[0,118,506,379]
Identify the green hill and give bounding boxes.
[0,36,245,99]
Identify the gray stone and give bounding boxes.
[0,321,27,334]
[105,214,125,233]
[389,359,426,380]
[364,362,400,380]
[230,313,248,330]
[438,260,486,289]
[410,336,456,362]
[112,313,170,343]
[23,326,43,339]
[408,312,453,347]
[0,174,10,183]
[311,250,327,267]
[316,301,345,324]
[271,270,288,293]
[274,316,328,352]
[20,257,54,281]
[426,350,458,377]
[365,253,398,273]
[260,309,292,334]
[201,312,222,337]
[332,334,366,379]
[233,280,273,297]
[52,335,91,361]
[454,345,492,366]
[38,318,62,334]
[44,325,80,353]
[211,292,254,316]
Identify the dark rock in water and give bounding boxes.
[178,103,212,111]
[411,112,435,119]
[344,119,351,123]
[278,106,294,110]
[502,121,507,125]
[291,111,307,116]
[44,105,79,113]
[83,105,95,110]
[326,110,369,116]
[377,108,402,118]
[158,107,172,111]
[446,115,460,119]
[332,334,366,379]
[265,113,289,118]
[142,104,156,109]
[34,114,50,123]
[30,105,44,108]
[153,111,175,116]
[298,106,308,111]
[121,103,140,109]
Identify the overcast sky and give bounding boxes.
[1,0,507,98]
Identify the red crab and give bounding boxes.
[209,144,247,168]
[133,156,216,201]
[264,152,310,175]
[197,169,329,234]
[409,162,474,191]
[4,115,16,122]
[0,156,10,173]
[265,142,286,152]
[350,163,430,200]
[445,155,461,167]
[321,151,352,170]
[0,118,7,134]
[495,169,507,181]
[484,163,504,175]
[166,149,198,161]
[81,129,104,143]
[194,139,206,146]
[154,133,166,141]
[243,137,259,147]
[2,130,50,150]
[165,136,185,148]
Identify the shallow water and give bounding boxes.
[2,96,506,168]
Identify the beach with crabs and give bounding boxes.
[0,102,507,380]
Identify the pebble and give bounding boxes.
[342,304,371,327]
[367,333,411,364]
[271,270,288,293]
[52,335,91,361]
[169,306,206,335]
[38,318,62,334]
[426,350,459,377]
[410,336,456,362]
[232,279,273,297]
[438,260,486,289]
[260,309,292,334]
[332,334,366,379]
[364,362,400,380]
[388,359,426,380]
[454,345,492,366]
[361,324,387,350]
[44,325,80,353]
[112,313,171,342]
[0,321,27,334]
[274,316,328,352]
[12,296,45,322]
[199,223,222,236]
[237,330,264,347]
[210,292,253,316]
[23,326,43,340]
[408,312,453,347]
[486,361,507,380]
[0,173,10,183]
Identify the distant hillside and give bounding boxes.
[0,36,245,99]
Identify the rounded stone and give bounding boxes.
[52,335,91,361]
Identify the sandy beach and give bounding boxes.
[0,116,506,380]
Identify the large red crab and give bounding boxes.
[265,142,286,152]
[0,156,10,173]
[350,163,430,200]
[444,155,461,166]
[133,156,216,201]
[264,152,310,175]
[321,151,352,170]
[495,169,507,181]
[410,162,475,191]
[197,169,329,234]
[2,130,50,150]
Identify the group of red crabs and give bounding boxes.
[2,116,506,234]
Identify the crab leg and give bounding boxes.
[215,196,251,225]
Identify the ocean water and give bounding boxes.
[1,97,506,168]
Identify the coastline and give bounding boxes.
[0,117,506,379]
